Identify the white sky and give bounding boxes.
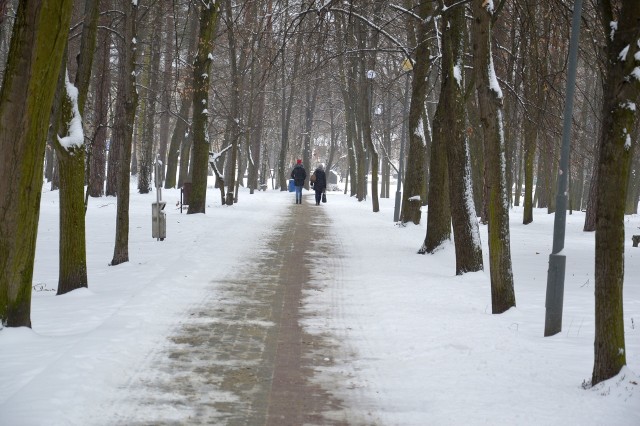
[0,179,638,425]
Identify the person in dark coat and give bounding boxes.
[290,159,306,204]
[311,164,327,205]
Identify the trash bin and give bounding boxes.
[288,179,295,192]
[152,201,166,240]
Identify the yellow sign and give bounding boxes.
[402,58,413,71]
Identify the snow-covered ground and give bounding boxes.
[0,180,638,425]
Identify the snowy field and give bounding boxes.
[0,179,638,425]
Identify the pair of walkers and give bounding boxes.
[290,160,326,205]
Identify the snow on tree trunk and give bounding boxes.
[188,0,220,213]
[401,2,432,224]
[443,1,483,275]
[471,0,515,313]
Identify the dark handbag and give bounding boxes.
[322,192,327,203]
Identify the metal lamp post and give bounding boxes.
[366,70,376,199]
[544,0,583,337]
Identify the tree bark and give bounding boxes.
[88,6,111,197]
[158,11,174,181]
[421,87,451,253]
[592,0,640,386]
[0,0,73,326]
[401,1,431,224]
[247,3,270,194]
[521,1,540,225]
[165,11,198,190]
[443,0,483,275]
[52,0,98,295]
[54,71,88,295]
[138,3,162,194]
[188,0,221,213]
[471,0,515,313]
[111,0,139,265]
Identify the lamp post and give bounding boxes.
[394,59,412,222]
[366,69,376,199]
[544,0,583,337]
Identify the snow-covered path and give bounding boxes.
[1,183,639,425]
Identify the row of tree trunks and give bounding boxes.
[157,12,175,182]
[137,3,163,194]
[277,19,303,191]
[87,2,112,198]
[164,11,199,190]
[247,1,272,194]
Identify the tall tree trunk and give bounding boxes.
[443,1,483,275]
[302,80,319,190]
[421,86,451,253]
[358,2,382,212]
[188,0,220,213]
[111,0,139,265]
[471,0,515,313]
[583,134,600,231]
[53,0,98,295]
[522,1,540,225]
[247,1,272,194]
[592,0,640,386]
[222,0,248,206]
[381,89,391,198]
[88,6,112,198]
[158,11,174,181]
[0,0,73,327]
[325,89,338,177]
[138,3,162,194]
[513,138,523,207]
[503,10,520,208]
[54,71,87,295]
[401,1,431,224]
[178,131,193,188]
[625,146,640,214]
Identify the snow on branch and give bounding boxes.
[326,7,412,61]
[388,4,423,22]
[209,144,233,163]
[58,71,84,151]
